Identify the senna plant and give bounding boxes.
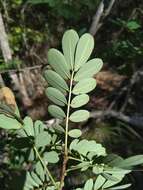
[0,30,143,190]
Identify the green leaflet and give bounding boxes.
[74,58,103,81]
[34,120,45,137]
[62,29,79,70]
[53,124,65,133]
[68,129,82,138]
[71,94,89,108]
[25,172,39,188]
[70,139,106,157]
[70,110,90,122]
[94,175,106,190]
[72,78,96,95]
[84,179,93,190]
[48,105,66,119]
[35,131,51,147]
[46,87,67,106]
[104,167,131,175]
[115,155,143,169]
[44,70,69,93]
[102,174,124,189]
[74,33,94,71]
[0,114,22,129]
[23,116,35,136]
[35,161,45,182]
[28,149,35,161]
[44,151,59,163]
[48,48,70,79]
[108,184,131,189]
[31,172,43,186]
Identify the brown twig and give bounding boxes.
[0,65,43,74]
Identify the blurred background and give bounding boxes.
[0,0,143,189]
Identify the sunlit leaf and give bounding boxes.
[48,105,66,119]
[70,110,89,122]
[46,87,67,106]
[35,161,45,182]
[0,114,22,129]
[62,29,79,70]
[35,131,51,147]
[25,172,39,188]
[23,116,34,136]
[28,149,35,161]
[71,94,89,108]
[34,120,45,136]
[44,70,69,93]
[48,48,70,79]
[94,175,106,190]
[68,129,82,138]
[115,155,143,169]
[70,139,106,157]
[84,178,93,190]
[74,58,103,81]
[108,184,131,189]
[72,78,96,95]
[53,124,65,133]
[102,174,124,189]
[31,172,43,186]
[74,33,94,71]
[44,151,59,163]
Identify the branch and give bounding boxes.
[89,0,104,36]
[89,0,116,36]
[0,12,12,62]
[90,110,143,128]
[104,0,116,17]
[0,65,43,74]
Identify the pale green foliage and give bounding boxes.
[0,29,143,190]
[44,70,69,93]
[48,105,66,119]
[68,129,82,138]
[48,48,70,79]
[72,78,96,95]
[70,110,90,122]
[71,94,89,108]
[0,114,22,129]
[46,87,67,106]
[62,29,79,70]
